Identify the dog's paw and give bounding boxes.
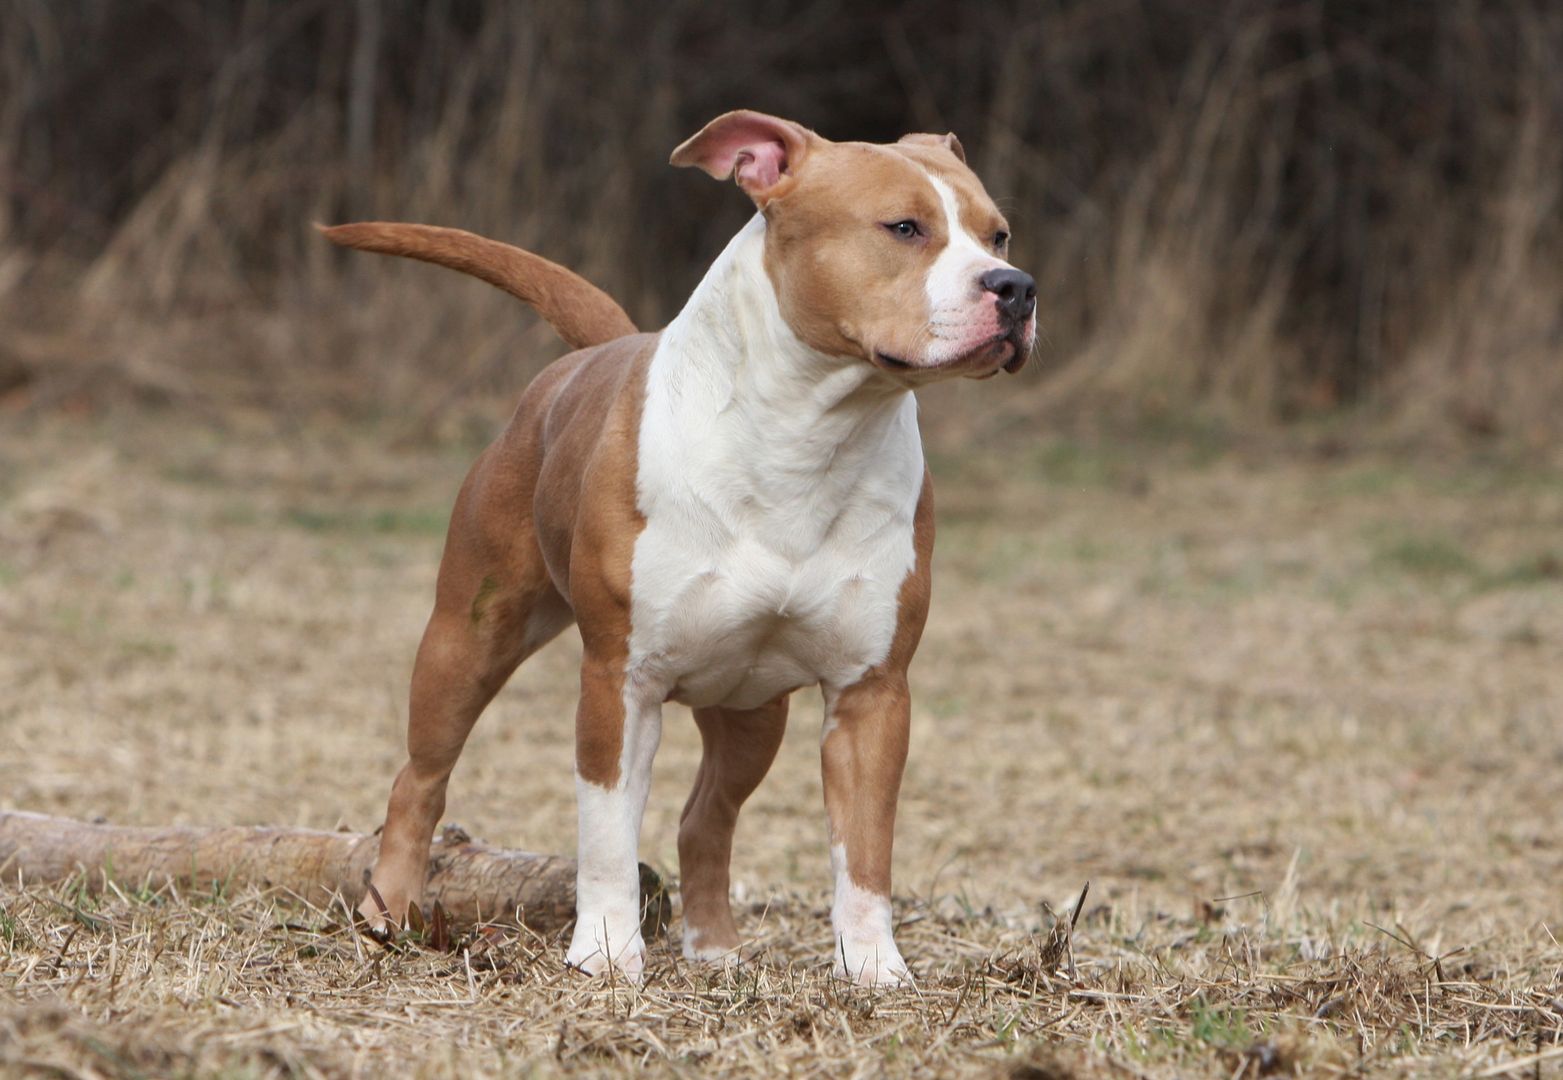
[566,919,647,983]
[681,930,743,967]
[355,882,413,940]
[833,937,913,988]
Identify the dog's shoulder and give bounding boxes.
[492,333,657,602]
[530,331,659,446]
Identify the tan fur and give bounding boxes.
[762,144,944,362]
[561,346,652,788]
[318,222,637,350]
[677,698,791,956]
[364,332,655,923]
[756,140,1011,373]
[889,143,1009,246]
[896,131,966,163]
[345,113,1023,977]
[821,473,934,895]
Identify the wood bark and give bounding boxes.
[0,811,670,940]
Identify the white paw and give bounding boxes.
[829,855,910,987]
[833,937,913,988]
[566,917,647,982]
[681,931,742,966]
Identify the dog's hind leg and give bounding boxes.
[676,698,790,962]
[360,458,572,932]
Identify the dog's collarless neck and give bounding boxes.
[656,213,909,427]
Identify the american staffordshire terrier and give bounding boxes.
[324,110,1037,986]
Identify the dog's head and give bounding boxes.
[672,110,1037,381]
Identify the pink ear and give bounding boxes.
[734,141,787,191]
[670,110,815,204]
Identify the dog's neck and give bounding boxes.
[650,215,918,503]
[637,215,924,556]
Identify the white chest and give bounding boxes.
[623,215,926,711]
[627,445,921,710]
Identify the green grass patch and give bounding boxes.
[1030,440,1125,488]
[161,460,226,486]
[1328,463,1414,497]
[1480,551,1563,591]
[925,692,969,721]
[1373,534,1477,579]
[215,503,261,527]
[1187,1000,1255,1049]
[1116,1024,1186,1063]
[283,506,449,536]
[0,902,24,949]
[1135,410,1234,466]
[1053,534,1117,564]
[118,637,176,661]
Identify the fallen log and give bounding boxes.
[0,811,670,941]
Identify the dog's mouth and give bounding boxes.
[872,331,1028,378]
[872,351,915,371]
[1000,332,1031,374]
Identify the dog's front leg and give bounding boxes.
[821,673,913,987]
[566,653,662,981]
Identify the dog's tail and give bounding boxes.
[317,222,638,350]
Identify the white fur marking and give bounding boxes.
[830,842,911,986]
[629,214,924,712]
[921,172,1012,366]
[566,682,662,981]
[682,933,742,965]
[572,209,930,983]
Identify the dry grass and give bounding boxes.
[5,5,1560,1072]
[2,409,1561,1076]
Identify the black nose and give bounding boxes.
[980,267,1036,323]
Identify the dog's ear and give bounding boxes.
[897,132,966,164]
[671,111,816,206]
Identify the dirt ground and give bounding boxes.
[2,408,1561,1078]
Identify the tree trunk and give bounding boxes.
[0,811,670,941]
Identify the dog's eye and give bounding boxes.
[883,220,922,240]
[993,231,1010,251]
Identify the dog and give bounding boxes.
[323,110,1037,986]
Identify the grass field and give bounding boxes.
[2,410,1561,1077]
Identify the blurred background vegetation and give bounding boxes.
[1,0,1559,448]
